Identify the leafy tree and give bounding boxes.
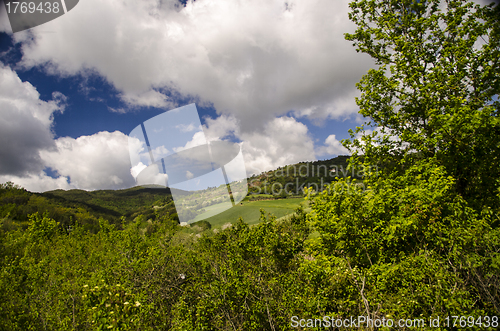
[306,0,500,322]
[82,282,142,330]
[308,160,500,317]
[26,212,59,243]
[344,0,500,210]
[170,209,313,330]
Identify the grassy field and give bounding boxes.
[193,197,307,227]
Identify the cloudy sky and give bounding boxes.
[0,0,492,192]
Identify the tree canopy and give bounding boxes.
[343,0,500,210]
[305,0,500,320]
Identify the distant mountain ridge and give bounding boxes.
[0,184,176,233]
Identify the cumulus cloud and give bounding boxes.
[238,116,316,175]
[202,114,239,142]
[0,64,65,176]
[201,114,316,175]
[316,134,349,156]
[40,131,136,190]
[0,65,136,192]
[172,130,208,153]
[0,172,73,193]
[130,161,148,179]
[13,0,372,132]
[120,90,176,109]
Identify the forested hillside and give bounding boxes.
[0,154,352,233]
[0,183,177,234]
[247,155,359,196]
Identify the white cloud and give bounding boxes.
[130,161,148,179]
[108,106,127,114]
[151,145,170,160]
[0,64,65,176]
[201,114,316,175]
[0,172,73,193]
[317,134,349,156]
[175,123,198,132]
[172,130,207,153]
[238,116,316,175]
[120,90,176,109]
[14,0,372,132]
[0,65,134,192]
[0,65,72,192]
[202,115,239,141]
[40,131,136,190]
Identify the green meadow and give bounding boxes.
[192,197,307,227]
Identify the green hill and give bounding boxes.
[0,183,178,233]
[0,155,353,231]
[247,155,357,195]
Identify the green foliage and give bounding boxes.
[308,159,500,317]
[0,203,328,330]
[82,282,142,330]
[26,212,59,243]
[344,0,500,211]
[190,219,211,231]
[295,0,500,322]
[169,208,313,330]
[0,184,178,232]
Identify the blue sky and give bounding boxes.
[0,0,383,192]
